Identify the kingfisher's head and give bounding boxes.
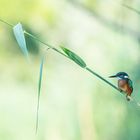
[109,72,129,79]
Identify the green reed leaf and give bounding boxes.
[61,47,86,68]
[13,23,29,59]
[36,55,45,133]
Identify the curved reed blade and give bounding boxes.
[13,23,29,60]
[61,47,86,68]
[36,55,45,133]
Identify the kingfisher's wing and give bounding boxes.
[128,79,133,89]
[118,79,133,95]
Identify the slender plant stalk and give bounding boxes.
[122,4,140,15]
[0,19,14,27]
[0,18,139,122]
[85,67,120,92]
[24,31,69,58]
[0,18,135,95]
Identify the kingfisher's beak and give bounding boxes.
[109,75,117,78]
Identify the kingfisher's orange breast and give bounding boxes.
[118,79,133,96]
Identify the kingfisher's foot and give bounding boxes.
[126,96,131,101]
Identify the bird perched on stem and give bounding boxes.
[109,72,133,101]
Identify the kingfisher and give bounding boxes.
[109,72,133,101]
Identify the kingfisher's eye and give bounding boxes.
[124,75,128,78]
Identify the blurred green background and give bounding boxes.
[0,0,140,140]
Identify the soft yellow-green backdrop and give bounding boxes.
[0,0,140,140]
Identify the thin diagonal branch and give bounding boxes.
[122,4,140,15]
[85,67,120,92]
[0,18,139,107]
